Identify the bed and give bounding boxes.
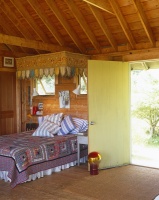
[0,114,88,188]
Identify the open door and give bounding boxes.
[88,60,130,169]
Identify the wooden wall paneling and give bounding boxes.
[21,79,32,131]
[0,57,2,67]
[30,76,88,126]
[0,71,16,135]
[16,79,22,133]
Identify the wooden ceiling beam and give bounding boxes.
[91,46,159,62]
[0,23,18,52]
[0,11,27,53]
[108,0,136,49]
[3,43,22,53]
[88,4,118,51]
[132,0,155,47]
[0,48,34,58]
[87,40,159,55]
[0,3,40,54]
[10,0,50,43]
[65,0,101,53]
[45,0,86,53]
[27,0,65,46]
[123,50,159,62]
[0,33,75,52]
[1,2,33,39]
[82,0,114,15]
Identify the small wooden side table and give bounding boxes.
[77,134,88,166]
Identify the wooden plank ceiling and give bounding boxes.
[0,0,159,60]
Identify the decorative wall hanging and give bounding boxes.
[16,51,89,79]
[59,90,70,109]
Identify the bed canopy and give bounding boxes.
[15,51,89,79]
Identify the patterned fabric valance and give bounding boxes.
[16,67,88,79]
[16,51,89,79]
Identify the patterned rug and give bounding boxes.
[65,165,159,200]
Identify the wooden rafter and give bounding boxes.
[1,3,40,54]
[132,0,155,47]
[0,48,34,57]
[0,48,30,57]
[88,4,118,51]
[65,0,101,53]
[27,0,65,46]
[82,0,114,15]
[0,11,27,53]
[108,0,136,49]
[0,33,75,52]
[10,0,50,43]
[1,43,17,53]
[0,18,19,52]
[45,0,86,53]
[0,0,158,58]
[91,46,159,61]
[1,3,33,39]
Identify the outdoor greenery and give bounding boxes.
[36,74,87,95]
[36,75,55,95]
[131,69,159,145]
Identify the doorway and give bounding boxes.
[131,68,159,168]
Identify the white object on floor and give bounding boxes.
[154,195,159,200]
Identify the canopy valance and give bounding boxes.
[16,51,89,79]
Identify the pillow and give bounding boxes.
[58,115,76,135]
[80,119,88,132]
[32,120,61,137]
[69,127,80,134]
[38,115,49,126]
[70,118,88,134]
[47,113,63,126]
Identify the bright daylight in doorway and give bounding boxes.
[131,69,159,168]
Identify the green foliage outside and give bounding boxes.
[131,69,159,146]
[36,75,55,95]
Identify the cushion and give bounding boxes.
[37,115,49,126]
[58,115,76,135]
[32,120,61,137]
[69,127,80,134]
[70,118,88,134]
[47,113,63,126]
[80,119,88,132]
